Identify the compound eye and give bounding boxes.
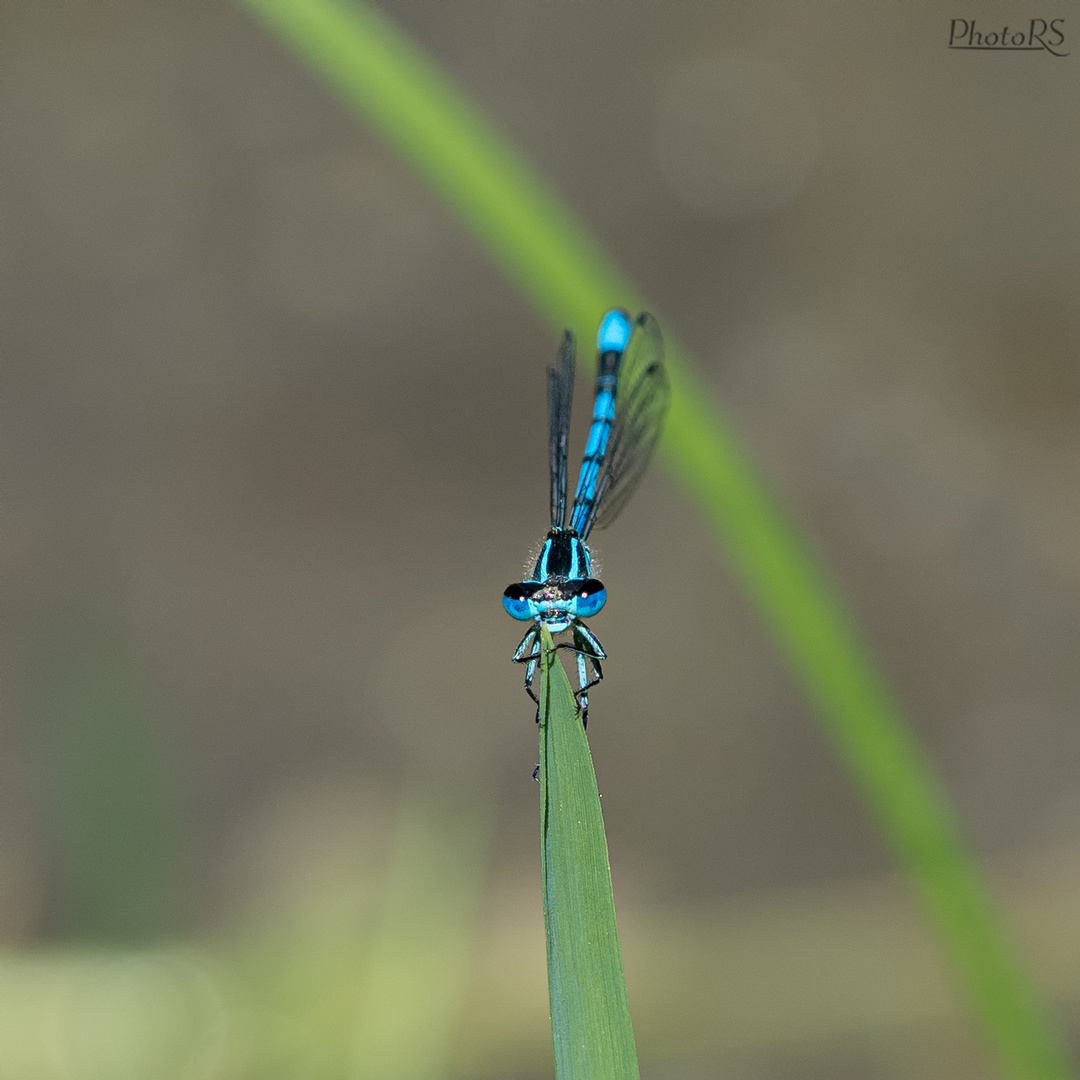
[503,582,538,621]
[570,578,606,619]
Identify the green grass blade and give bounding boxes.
[538,627,639,1080]
[232,2,1074,1077]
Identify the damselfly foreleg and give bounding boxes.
[511,626,542,719]
[553,622,605,727]
[515,623,606,727]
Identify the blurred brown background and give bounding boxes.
[1,1,1079,1077]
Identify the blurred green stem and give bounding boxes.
[30,604,183,942]
[352,794,491,1080]
[234,1,1073,1076]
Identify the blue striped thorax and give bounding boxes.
[502,528,607,633]
[533,528,591,580]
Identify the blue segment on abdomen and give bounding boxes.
[582,389,615,456]
[571,387,615,527]
[597,309,632,354]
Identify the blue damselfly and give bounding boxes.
[503,310,670,725]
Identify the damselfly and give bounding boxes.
[503,309,670,725]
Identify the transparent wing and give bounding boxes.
[590,363,669,532]
[613,311,663,414]
[548,330,575,529]
[580,314,670,538]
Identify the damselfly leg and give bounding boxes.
[511,624,606,727]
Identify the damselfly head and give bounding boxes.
[502,576,607,627]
